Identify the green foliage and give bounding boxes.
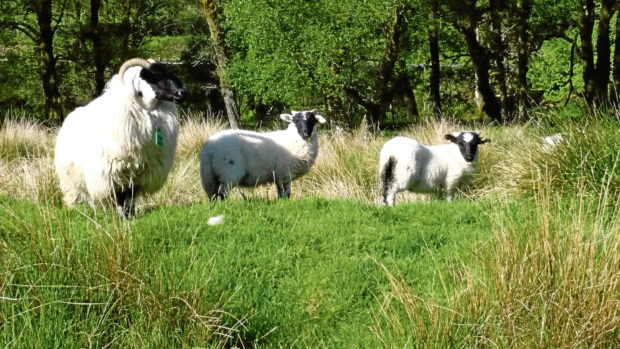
[225,0,416,112]
[0,0,613,126]
[529,33,584,103]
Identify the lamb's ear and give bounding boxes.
[280,113,294,123]
[480,137,491,144]
[444,134,457,143]
[315,114,326,124]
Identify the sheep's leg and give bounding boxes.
[444,186,456,202]
[216,182,228,201]
[383,187,397,206]
[115,184,137,218]
[276,180,291,199]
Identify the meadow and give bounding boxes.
[0,111,619,347]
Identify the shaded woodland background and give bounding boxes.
[1,0,618,128]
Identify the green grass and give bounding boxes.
[1,113,619,347]
[1,196,492,347]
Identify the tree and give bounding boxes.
[613,9,620,104]
[1,0,66,123]
[87,0,105,96]
[446,0,503,122]
[201,0,241,129]
[428,0,442,118]
[345,5,419,127]
[578,0,617,109]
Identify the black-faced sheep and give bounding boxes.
[379,131,490,205]
[54,58,187,217]
[200,110,326,200]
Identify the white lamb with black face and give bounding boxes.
[54,58,187,217]
[200,110,326,200]
[379,131,490,205]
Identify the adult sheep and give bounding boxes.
[200,110,326,200]
[54,58,187,217]
[379,131,490,206]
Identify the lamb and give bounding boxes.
[54,58,187,217]
[379,131,490,205]
[200,110,326,200]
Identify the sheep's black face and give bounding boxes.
[292,111,320,140]
[140,63,187,104]
[445,131,490,162]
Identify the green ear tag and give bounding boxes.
[155,128,164,147]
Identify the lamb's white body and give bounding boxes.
[54,67,179,210]
[379,136,480,205]
[200,112,323,200]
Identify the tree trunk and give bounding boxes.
[373,5,409,126]
[593,0,616,106]
[516,0,532,119]
[579,0,597,108]
[612,10,620,104]
[344,5,413,129]
[90,0,105,96]
[489,0,511,121]
[201,0,241,129]
[35,0,63,124]
[394,73,419,121]
[461,26,503,122]
[428,0,442,119]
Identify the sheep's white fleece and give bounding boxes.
[200,123,319,198]
[379,136,479,204]
[54,67,179,207]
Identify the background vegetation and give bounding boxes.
[0,0,618,128]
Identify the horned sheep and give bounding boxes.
[200,110,326,200]
[54,58,187,217]
[379,131,490,205]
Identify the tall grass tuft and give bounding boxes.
[530,115,620,198]
[0,119,59,204]
[0,201,243,346]
[373,177,620,347]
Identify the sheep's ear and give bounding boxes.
[280,113,294,123]
[444,134,457,143]
[315,114,326,124]
[480,137,491,144]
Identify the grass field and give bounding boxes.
[1,112,619,347]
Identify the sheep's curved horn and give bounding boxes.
[118,58,151,85]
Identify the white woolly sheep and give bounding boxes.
[200,110,326,200]
[54,58,187,217]
[379,131,490,205]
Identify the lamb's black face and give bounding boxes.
[445,131,490,162]
[140,63,187,103]
[292,111,320,140]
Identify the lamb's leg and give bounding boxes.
[276,180,291,198]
